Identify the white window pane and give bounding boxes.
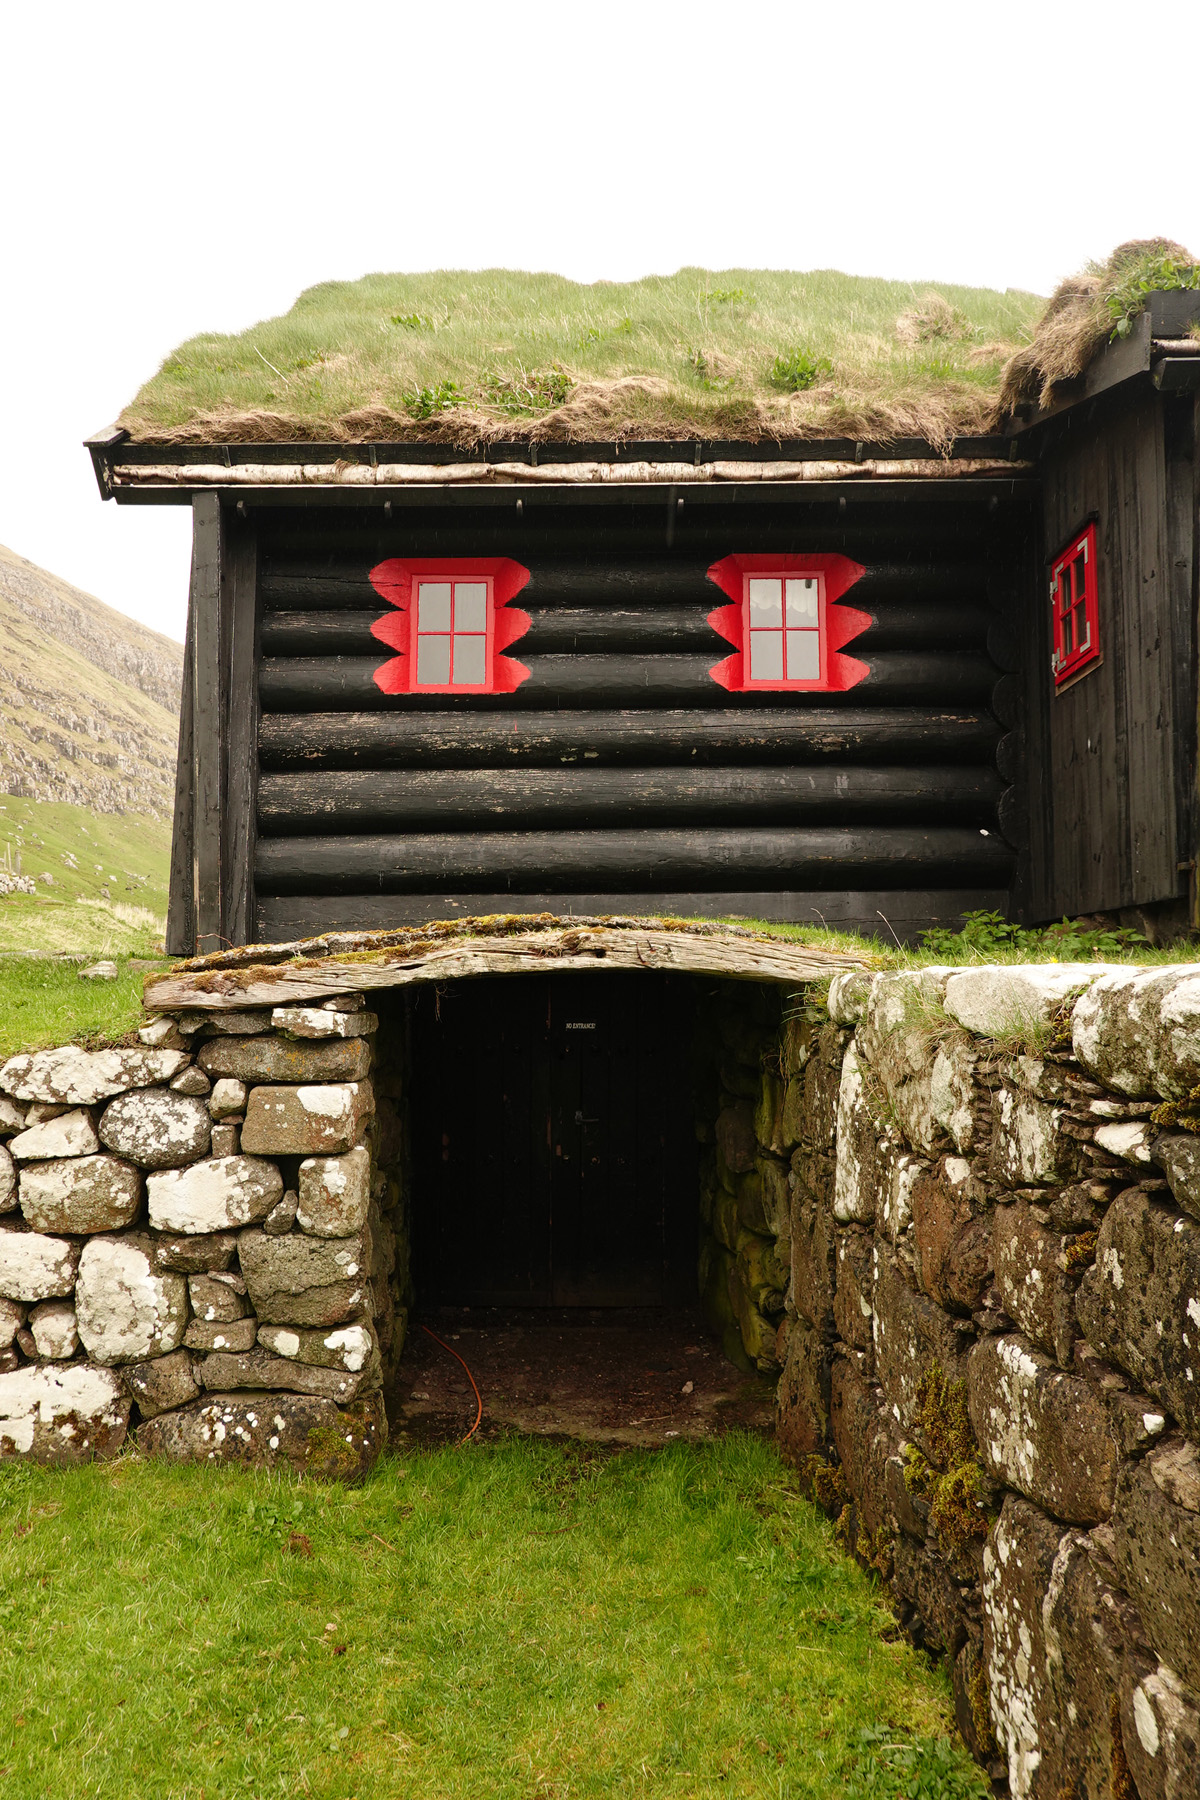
[785,578,818,624]
[748,578,783,627]
[453,582,488,632]
[749,629,784,681]
[417,582,452,631]
[452,633,487,685]
[786,628,820,681]
[416,634,451,685]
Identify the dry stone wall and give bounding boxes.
[0,997,401,1480]
[775,963,1200,1800]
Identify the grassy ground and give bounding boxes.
[0,797,169,956]
[0,1435,985,1800]
[0,956,167,1059]
[121,267,1044,446]
[716,910,1200,968]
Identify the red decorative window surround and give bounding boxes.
[705,553,870,692]
[368,557,532,695]
[1050,524,1100,689]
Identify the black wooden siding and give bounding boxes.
[166,491,1028,948]
[1025,389,1198,920]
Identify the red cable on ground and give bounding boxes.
[419,1323,484,1444]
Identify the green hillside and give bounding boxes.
[0,796,170,955]
[120,266,1045,447]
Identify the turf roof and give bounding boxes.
[119,267,1044,447]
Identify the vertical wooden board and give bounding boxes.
[1119,401,1174,905]
[222,514,260,947]
[1163,395,1198,920]
[190,495,224,952]
[165,570,197,956]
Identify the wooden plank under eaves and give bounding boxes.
[190,494,223,952]
[221,510,259,947]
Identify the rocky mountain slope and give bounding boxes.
[0,544,182,821]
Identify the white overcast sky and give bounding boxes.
[2,0,1198,646]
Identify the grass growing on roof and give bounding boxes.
[0,1434,985,1799]
[120,266,1043,447]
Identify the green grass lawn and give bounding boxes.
[0,797,170,957]
[0,955,168,1060]
[0,1435,984,1800]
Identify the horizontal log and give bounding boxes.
[255,887,1011,945]
[259,707,1003,771]
[256,763,1002,833]
[258,651,1000,712]
[257,599,994,658]
[255,825,1014,894]
[259,559,998,612]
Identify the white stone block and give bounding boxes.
[74,1235,188,1365]
[0,1227,79,1300]
[29,1298,79,1360]
[9,1108,100,1161]
[943,964,1115,1040]
[0,1363,129,1462]
[146,1154,283,1235]
[0,1046,188,1107]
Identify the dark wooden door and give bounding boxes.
[411,973,696,1306]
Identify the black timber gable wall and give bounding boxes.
[168,485,1033,952]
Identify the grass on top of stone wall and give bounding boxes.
[721,909,1200,966]
[0,1434,987,1800]
[0,954,169,1060]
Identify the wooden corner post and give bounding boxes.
[165,495,259,957]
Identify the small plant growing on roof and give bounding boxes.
[895,291,972,345]
[391,312,436,331]
[405,380,467,420]
[769,348,833,392]
[481,366,573,414]
[1103,243,1200,339]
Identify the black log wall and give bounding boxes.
[168,488,1031,951]
[1027,390,1199,921]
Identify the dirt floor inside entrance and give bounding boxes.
[387,1308,776,1448]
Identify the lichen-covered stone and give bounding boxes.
[296,1146,371,1239]
[150,1230,238,1274]
[138,1016,185,1049]
[1155,1133,1200,1222]
[1076,1189,1200,1441]
[198,1035,371,1085]
[943,964,1106,1038]
[0,1097,27,1135]
[183,1316,259,1352]
[208,1078,247,1120]
[789,1154,836,1333]
[1112,1443,1200,1693]
[29,1299,78,1360]
[187,1272,248,1321]
[0,1363,129,1463]
[833,1226,874,1352]
[830,1357,902,1536]
[0,1226,79,1300]
[774,1319,831,1462]
[990,1078,1079,1187]
[929,1036,980,1153]
[170,1065,210,1097]
[1072,967,1200,1099]
[826,969,873,1026]
[892,1535,969,1656]
[878,1145,924,1246]
[146,1155,283,1235]
[197,1344,376,1401]
[967,1333,1120,1524]
[191,1010,272,1037]
[0,1145,16,1213]
[271,1006,377,1039]
[136,1390,385,1478]
[0,1297,23,1347]
[19,1154,141,1234]
[237,1226,370,1327]
[982,1494,1068,1800]
[1094,1119,1155,1164]
[727,1257,780,1369]
[209,1123,240,1158]
[241,1082,373,1157]
[913,1158,991,1314]
[1037,1527,1145,1800]
[833,1042,884,1223]
[120,1348,200,1418]
[1119,1656,1200,1800]
[993,1199,1081,1366]
[714,1099,756,1177]
[263,1190,299,1236]
[98,1089,211,1170]
[0,1046,188,1106]
[872,1244,972,1431]
[856,968,952,1157]
[74,1234,188,1366]
[257,1320,377,1372]
[9,1108,100,1161]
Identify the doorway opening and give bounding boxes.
[373,969,791,1445]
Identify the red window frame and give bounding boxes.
[1050,523,1100,689]
[367,557,532,696]
[705,552,870,693]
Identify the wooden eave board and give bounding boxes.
[144,921,865,1011]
